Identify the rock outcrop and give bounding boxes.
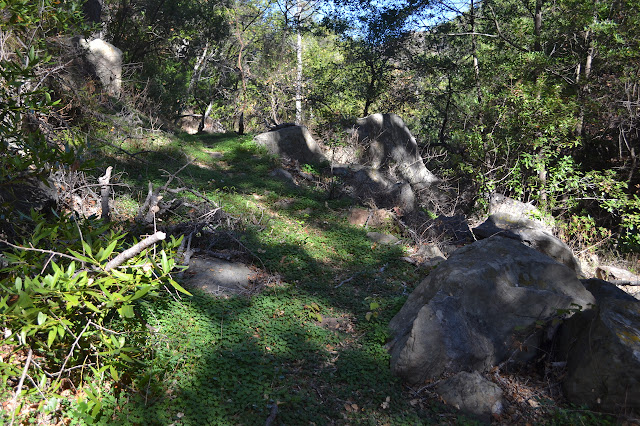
[387,236,595,385]
[254,126,327,165]
[78,38,122,97]
[333,165,417,214]
[353,113,439,189]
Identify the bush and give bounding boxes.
[0,210,187,418]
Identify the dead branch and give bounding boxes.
[136,162,193,224]
[104,231,166,271]
[10,348,32,426]
[98,166,113,221]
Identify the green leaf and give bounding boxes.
[84,301,100,312]
[66,262,76,276]
[131,285,152,301]
[167,279,192,296]
[90,400,102,418]
[15,277,22,291]
[109,365,119,381]
[63,293,80,307]
[369,302,380,310]
[111,269,132,281]
[37,311,47,325]
[97,239,118,262]
[67,249,92,263]
[117,305,135,319]
[47,328,56,347]
[81,240,93,257]
[161,250,169,273]
[119,352,134,362]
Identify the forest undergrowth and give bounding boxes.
[1,120,618,424]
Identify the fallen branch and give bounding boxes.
[104,231,166,271]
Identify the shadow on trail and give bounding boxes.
[108,133,427,424]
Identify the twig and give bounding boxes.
[224,231,265,270]
[57,322,91,380]
[10,348,32,426]
[0,239,85,264]
[96,137,150,163]
[264,403,278,426]
[104,231,166,271]
[335,275,356,288]
[87,320,126,335]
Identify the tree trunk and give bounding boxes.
[295,0,304,124]
[470,0,482,108]
[534,0,543,52]
[198,102,213,133]
[187,43,209,99]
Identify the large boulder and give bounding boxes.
[78,38,122,97]
[562,298,640,413]
[354,113,439,189]
[387,236,595,385]
[333,165,417,214]
[254,126,326,165]
[558,282,640,413]
[473,213,581,275]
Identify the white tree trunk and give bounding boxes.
[295,0,303,124]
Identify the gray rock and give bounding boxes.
[473,213,581,275]
[270,168,297,187]
[78,38,122,97]
[417,244,446,259]
[366,232,400,245]
[596,265,640,286]
[419,215,473,245]
[436,371,504,423]
[488,193,551,232]
[581,278,638,303]
[255,126,327,164]
[355,113,439,189]
[334,166,417,213]
[182,257,253,296]
[561,297,640,412]
[388,236,595,384]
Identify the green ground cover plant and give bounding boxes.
[1,125,618,425]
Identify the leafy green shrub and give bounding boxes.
[0,211,186,410]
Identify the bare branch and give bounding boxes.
[10,348,32,426]
[104,231,166,271]
[0,240,85,264]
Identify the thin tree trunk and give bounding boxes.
[187,43,209,99]
[295,0,303,124]
[534,0,543,52]
[198,101,213,133]
[532,0,548,207]
[470,0,482,108]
